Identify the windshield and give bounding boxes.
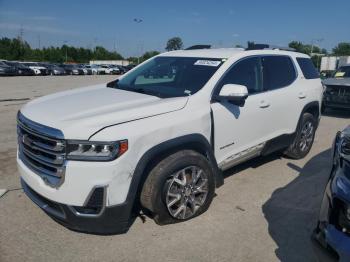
[334,66,350,78]
[114,56,223,98]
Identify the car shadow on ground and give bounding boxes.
[323,108,350,119]
[222,152,283,179]
[262,149,332,262]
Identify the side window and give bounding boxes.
[219,57,263,94]
[296,57,320,79]
[262,56,296,91]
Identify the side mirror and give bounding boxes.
[106,79,119,88]
[216,84,248,107]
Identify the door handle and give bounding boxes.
[259,100,270,108]
[298,92,306,99]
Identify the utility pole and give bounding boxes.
[18,24,24,42]
[94,37,98,52]
[113,36,117,53]
[310,38,324,70]
[310,38,324,55]
[63,40,68,63]
[133,18,143,64]
[38,35,41,49]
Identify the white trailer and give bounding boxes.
[320,56,338,71]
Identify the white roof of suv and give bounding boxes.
[160,48,245,58]
[159,47,308,59]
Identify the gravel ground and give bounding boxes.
[0,76,349,262]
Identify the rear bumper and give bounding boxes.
[21,178,134,234]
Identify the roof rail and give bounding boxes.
[185,45,211,50]
[246,43,295,52]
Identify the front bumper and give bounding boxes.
[313,146,350,261]
[21,178,134,234]
[323,86,350,110]
[323,100,350,110]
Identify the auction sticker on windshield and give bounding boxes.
[194,60,221,67]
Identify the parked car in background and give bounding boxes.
[97,64,113,74]
[116,65,127,74]
[322,65,350,113]
[44,64,66,75]
[108,65,121,75]
[61,64,84,75]
[21,62,49,75]
[81,65,92,75]
[124,64,136,71]
[312,126,350,262]
[4,61,35,76]
[85,64,98,75]
[0,61,16,76]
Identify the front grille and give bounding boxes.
[17,112,66,187]
[325,85,350,103]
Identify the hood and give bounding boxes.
[323,78,350,87]
[20,84,188,139]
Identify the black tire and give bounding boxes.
[140,150,215,225]
[284,113,316,159]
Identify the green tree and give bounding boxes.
[0,37,124,63]
[140,51,160,62]
[165,37,183,51]
[333,43,350,56]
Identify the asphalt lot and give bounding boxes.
[0,75,349,262]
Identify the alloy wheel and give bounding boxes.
[165,166,208,220]
[299,121,314,152]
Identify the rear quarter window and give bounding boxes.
[296,58,319,79]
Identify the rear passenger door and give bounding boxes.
[259,55,300,138]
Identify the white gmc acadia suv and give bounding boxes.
[17,46,323,234]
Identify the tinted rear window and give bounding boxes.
[296,58,319,79]
[262,56,296,91]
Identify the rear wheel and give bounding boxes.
[284,113,316,159]
[140,150,215,225]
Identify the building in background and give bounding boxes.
[321,56,350,71]
[90,60,130,66]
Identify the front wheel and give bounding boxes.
[140,150,215,225]
[284,113,316,159]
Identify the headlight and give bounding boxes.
[338,132,350,157]
[66,140,128,161]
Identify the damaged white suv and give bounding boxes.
[17,45,323,234]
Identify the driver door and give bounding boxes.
[211,56,272,168]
